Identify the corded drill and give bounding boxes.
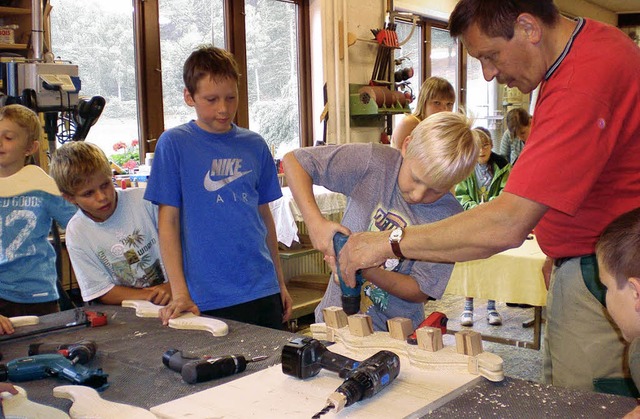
[333,232,365,315]
[281,337,400,417]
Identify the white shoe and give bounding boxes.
[487,310,502,325]
[460,310,474,326]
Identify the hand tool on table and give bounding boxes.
[0,309,107,342]
[162,349,268,384]
[281,337,400,417]
[406,311,448,345]
[0,353,108,391]
[333,232,365,315]
[28,340,97,365]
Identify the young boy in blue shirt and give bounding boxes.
[49,141,170,306]
[0,104,77,334]
[144,45,292,329]
[283,112,479,331]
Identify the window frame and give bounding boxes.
[132,0,313,159]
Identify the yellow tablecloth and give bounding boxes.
[446,236,548,306]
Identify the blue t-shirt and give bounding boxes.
[0,190,77,303]
[144,121,282,310]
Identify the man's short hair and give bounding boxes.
[449,0,560,40]
[405,111,480,190]
[183,45,241,96]
[596,207,640,289]
[50,141,112,195]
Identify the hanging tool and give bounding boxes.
[162,349,269,384]
[0,309,107,342]
[28,340,97,365]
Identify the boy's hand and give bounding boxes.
[0,315,14,335]
[159,296,200,326]
[280,286,293,322]
[307,219,351,274]
[146,283,172,306]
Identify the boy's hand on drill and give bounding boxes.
[307,219,350,275]
[0,315,15,335]
[159,296,200,325]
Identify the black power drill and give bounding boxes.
[281,337,400,417]
[28,340,97,365]
[163,349,268,384]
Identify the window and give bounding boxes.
[50,0,139,169]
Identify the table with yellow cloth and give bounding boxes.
[445,236,547,349]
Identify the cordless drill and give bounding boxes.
[281,337,401,416]
[333,232,365,315]
[28,340,97,364]
[163,349,268,384]
[0,353,109,390]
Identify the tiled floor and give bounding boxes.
[296,293,544,383]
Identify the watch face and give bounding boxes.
[390,228,403,242]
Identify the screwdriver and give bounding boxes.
[181,354,269,384]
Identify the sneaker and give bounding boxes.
[487,310,502,326]
[460,310,474,326]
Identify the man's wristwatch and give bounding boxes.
[389,227,405,259]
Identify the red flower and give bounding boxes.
[122,159,138,170]
[113,141,127,152]
[131,139,138,147]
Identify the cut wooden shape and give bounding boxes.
[347,313,373,337]
[2,385,70,419]
[387,317,413,341]
[455,330,483,356]
[0,165,62,197]
[9,315,39,327]
[322,306,348,329]
[53,385,156,419]
[416,327,443,352]
[468,352,504,382]
[168,313,228,337]
[121,300,163,318]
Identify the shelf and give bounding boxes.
[278,244,319,260]
[0,42,27,50]
[288,285,325,320]
[0,6,31,16]
[288,274,329,291]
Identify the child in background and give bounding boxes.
[144,45,292,329]
[283,112,479,331]
[455,127,511,326]
[499,108,531,165]
[596,207,640,417]
[0,104,77,334]
[49,142,170,306]
[390,76,456,150]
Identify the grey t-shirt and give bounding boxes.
[294,143,462,331]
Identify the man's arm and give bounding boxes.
[157,204,199,324]
[339,192,547,284]
[259,204,292,322]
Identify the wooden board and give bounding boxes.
[53,385,156,419]
[2,385,70,419]
[150,339,481,419]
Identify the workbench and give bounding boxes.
[0,306,636,418]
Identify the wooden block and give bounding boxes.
[323,306,348,329]
[416,326,443,352]
[347,314,373,337]
[387,317,413,341]
[455,330,483,356]
[9,315,39,328]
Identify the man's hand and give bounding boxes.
[0,315,14,335]
[280,286,293,322]
[146,283,172,306]
[159,295,199,325]
[338,230,390,287]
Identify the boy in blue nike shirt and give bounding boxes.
[144,45,292,329]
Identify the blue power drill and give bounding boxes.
[0,353,109,391]
[333,232,365,315]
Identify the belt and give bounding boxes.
[553,254,596,268]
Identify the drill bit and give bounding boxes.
[311,403,334,418]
